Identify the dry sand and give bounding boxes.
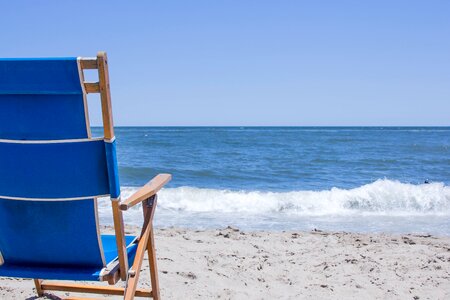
[1,226,450,299]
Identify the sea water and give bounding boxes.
[94,127,450,235]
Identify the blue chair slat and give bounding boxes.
[0,234,138,281]
[0,140,110,199]
[0,94,89,140]
[0,264,103,281]
[0,58,88,140]
[0,199,103,267]
[0,58,83,94]
[101,235,138,269]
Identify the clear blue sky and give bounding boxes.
[1,1,449,126]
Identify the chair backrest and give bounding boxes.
[0,56,120,270]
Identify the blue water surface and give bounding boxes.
[92,127,450,190]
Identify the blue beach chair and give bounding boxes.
[0,52,171,299]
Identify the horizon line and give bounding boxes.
[90,125,450,128]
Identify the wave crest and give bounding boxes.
[121,179,450,216]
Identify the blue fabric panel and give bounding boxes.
[0,94,88,140]
[105,141,121,198]
[0,198,103,268]
[101,235,137,264]
[0,58,82,94]
[0,234,138,281]
[0,57,88,140]
[0,140,110,199]
[0,264,101,281]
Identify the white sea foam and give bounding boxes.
[118,179,450,217]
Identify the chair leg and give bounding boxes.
[33,279,43,297]
[147,228,160,300]
[124,222,152,299]
[124,195,160,299]
[124,229,160,300]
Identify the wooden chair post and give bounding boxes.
[33,279,44,297]
[141,196,161,300]
[147,227,161,300]
[97,51,129,282]
[97,51,115,140]
[144,196,160,300]
[111,200,129,282]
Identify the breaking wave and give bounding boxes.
[119,179,450,216]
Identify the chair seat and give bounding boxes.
[0,235,138,281]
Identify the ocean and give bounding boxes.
[93,127,450,235]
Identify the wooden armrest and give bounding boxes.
[119,174,171,211]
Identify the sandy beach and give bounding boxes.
[1,226,449,299]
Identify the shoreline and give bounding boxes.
[1,227,450,299]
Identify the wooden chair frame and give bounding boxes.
[32,52,171,300]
